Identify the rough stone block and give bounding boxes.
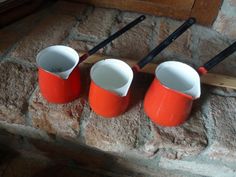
[83,73,153,153]
[155,18,192,61]
[75,8,118,41]
[208,86,236,97]
[84,102,152,153]
[10,14,76,63]
[142,99,208,159]
[29,63,91,138]
[197,37,236,76]
[213,0,236,39]
[205,94,236,162]
[120,12,156,27]
[6,8,51,36]
[0,61,37,124]
[29,88,85,138]
[213,14,236,39]
[83,73,208,158]
[67,40,104,54]
[106,23,151,60]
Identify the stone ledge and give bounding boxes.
[28,66,208,160]
[0,127,204,177]
[1,60,234,165]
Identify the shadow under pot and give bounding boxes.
[144,61,201,127]
[89,59,133,118]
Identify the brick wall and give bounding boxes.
[0,0,236,177]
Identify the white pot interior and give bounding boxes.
[155,61,201,99]
[90,59,133,96]
[36,45,79,79]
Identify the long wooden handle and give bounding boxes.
[80,52,236,90]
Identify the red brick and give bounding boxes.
[10,14,76,63]
[0,61,37,124]
[76,8,118,41]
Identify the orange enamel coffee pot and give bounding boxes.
[89,18,196,118]
[89,59,133,117]
[144,41,236,126]
[36,15,146,103]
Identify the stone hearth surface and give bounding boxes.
[0,0,236,177]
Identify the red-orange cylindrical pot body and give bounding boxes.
[89,59,133,118]
[144,78,193,126]
[38,66,81,104]
[89,80,131,118]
